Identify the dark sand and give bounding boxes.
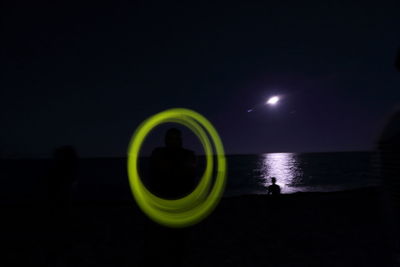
[0,187,395,266]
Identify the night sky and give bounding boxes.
[2,0,400,157]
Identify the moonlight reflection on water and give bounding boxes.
[261,153,303,194]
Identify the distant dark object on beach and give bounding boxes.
[267,177,281,196]
[47,145,78,210]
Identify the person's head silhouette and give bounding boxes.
[165,128,182,148]
[271,177,277,184]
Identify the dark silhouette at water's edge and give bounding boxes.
[267,177,281,196]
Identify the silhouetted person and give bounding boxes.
[267,177,281,196]
[43,145,78,265]
[149,127,196,199]
[378,48,400,264]
[142,128,197,267]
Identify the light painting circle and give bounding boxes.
[127,108,227,228]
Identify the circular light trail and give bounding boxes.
[127,108,227,228]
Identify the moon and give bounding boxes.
[246,95,281,113]
[266,96,280,105]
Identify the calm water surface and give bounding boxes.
[0,152,380,202]
[225,152,379,196]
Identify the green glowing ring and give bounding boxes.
[129,115,214,213]
[127,108,227,228]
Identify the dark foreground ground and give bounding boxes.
[0,187,396,267]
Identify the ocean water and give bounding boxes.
[0,151,380,202]
[223,152,379,196]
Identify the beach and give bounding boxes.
[0,186,394,266]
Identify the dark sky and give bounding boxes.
[2,0,400,157]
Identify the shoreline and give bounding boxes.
[1,185,395,266]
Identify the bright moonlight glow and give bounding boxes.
[266,96,280,105]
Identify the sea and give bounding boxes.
[0,151,381,203]
[222,152,380,196]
